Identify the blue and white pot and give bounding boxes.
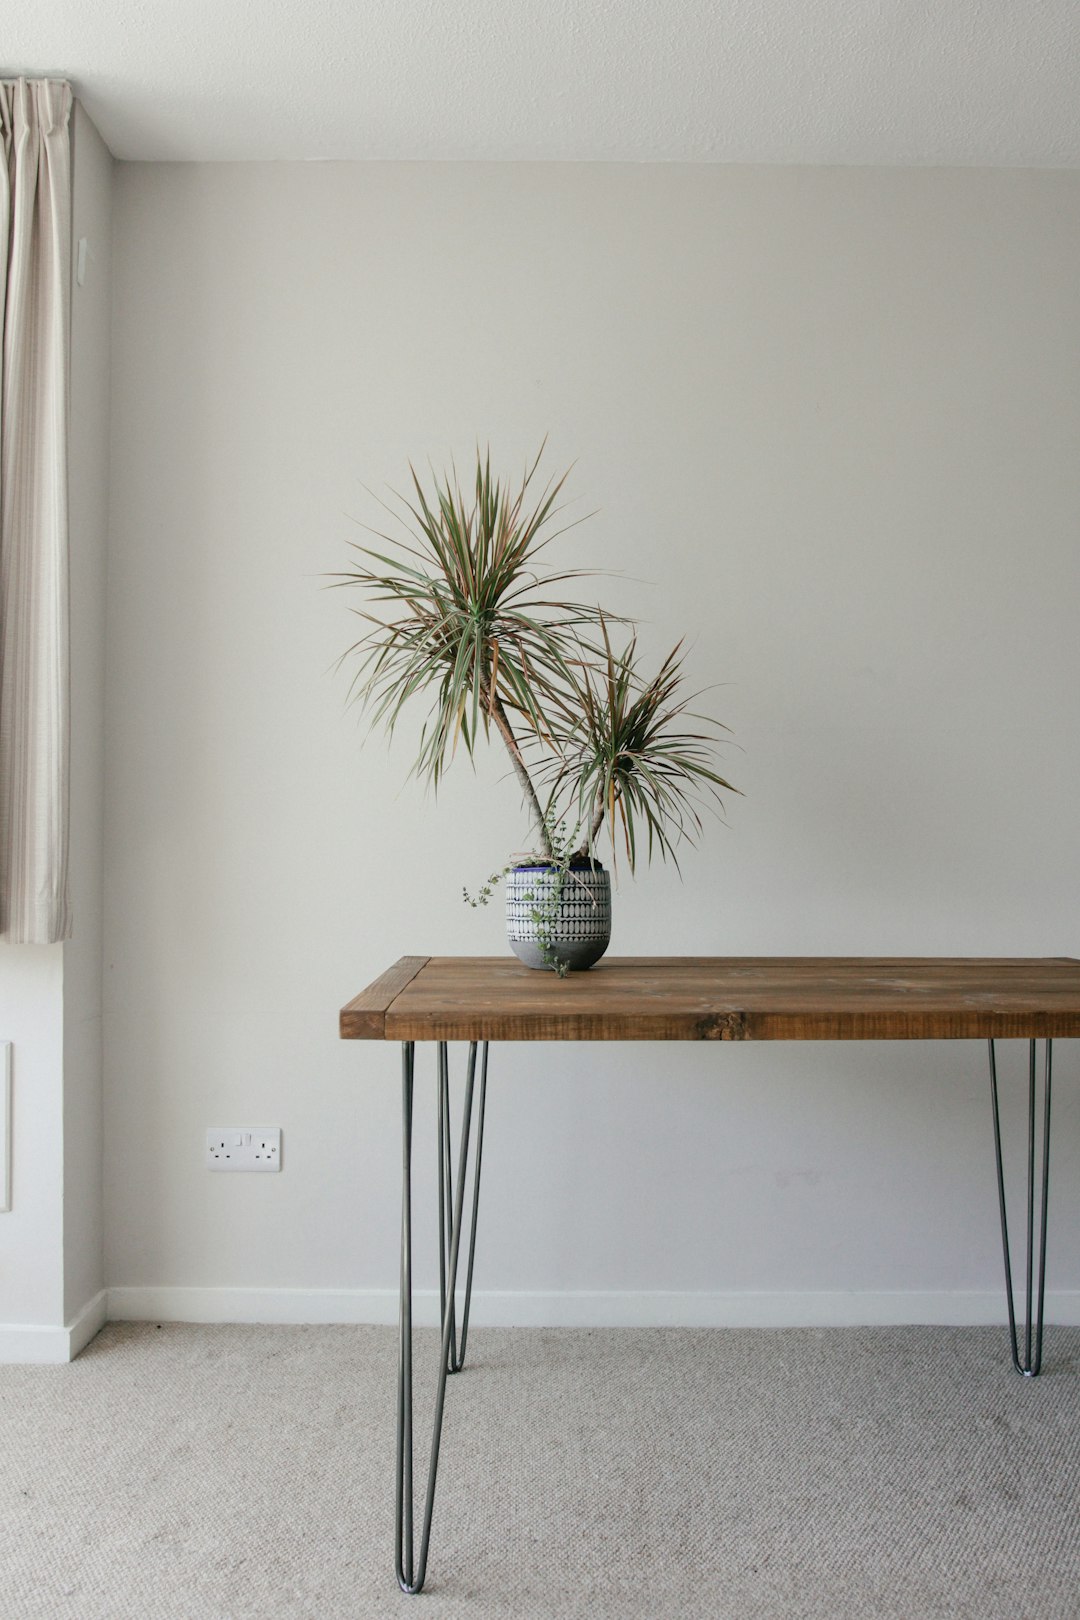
[505,860,612,972]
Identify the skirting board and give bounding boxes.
[0,1289,108,1365]
[106,1286,1080,1331]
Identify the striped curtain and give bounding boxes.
[0,79,72,943]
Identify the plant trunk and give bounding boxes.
[483,682,555,860]
[573,799,606,863]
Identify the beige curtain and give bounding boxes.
[0,79,72,943]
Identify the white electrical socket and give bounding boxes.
[207,1127,281,1172]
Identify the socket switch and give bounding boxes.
[207,1127,281,1172]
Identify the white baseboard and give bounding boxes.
[6,1287,1077,1357]
[69,1288,109,1356]
[0,1289,108,1364]
[106,1285,1080,1331]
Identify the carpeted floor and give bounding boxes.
[1,1323,1079,1619]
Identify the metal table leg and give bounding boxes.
[988,1038,1052,1376]
[438,1040,488,1375]
[395,1040,489,1594]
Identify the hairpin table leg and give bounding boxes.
[395,1040,489,1594]
[438,1041,488,1374]
[988,1038,1052,1377]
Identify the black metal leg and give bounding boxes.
[439,1040,488,1374]
[395,1041,489,1594]
[437,1042,457,1370]
[988,1038,1053,1377]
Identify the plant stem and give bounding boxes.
[572,799,607,863]
[482,681,555,860]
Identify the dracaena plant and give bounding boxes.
[537,619,736,872]
[335,445,736,871]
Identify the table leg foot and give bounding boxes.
[395,1040,490,1593]
[988,1038,1052,1377]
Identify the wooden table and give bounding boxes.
[341,956,1080,1594]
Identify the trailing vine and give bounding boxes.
[516,821,577,977]
[462,865,511,909]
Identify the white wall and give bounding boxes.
[0,103,111,1360]
[105,162,1080,1325]
[64,102,112,1329]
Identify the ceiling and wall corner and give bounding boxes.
[3,0,1080,165]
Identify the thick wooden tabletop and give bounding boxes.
[340,956,1080,1042]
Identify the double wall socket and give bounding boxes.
[207,1127,281,1172]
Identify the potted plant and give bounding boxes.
[336,446,736,972]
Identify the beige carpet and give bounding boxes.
[1,1322,1079,1620]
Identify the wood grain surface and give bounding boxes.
[339,956,429,1039]
[340,956,1080,1042]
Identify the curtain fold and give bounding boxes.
[0,78,73,943]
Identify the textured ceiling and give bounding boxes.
[5,0,1080,164]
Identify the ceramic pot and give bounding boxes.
[505,860,611,971]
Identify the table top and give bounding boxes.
[340,956,1080,1042]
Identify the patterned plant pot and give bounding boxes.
[505,860,612,971]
